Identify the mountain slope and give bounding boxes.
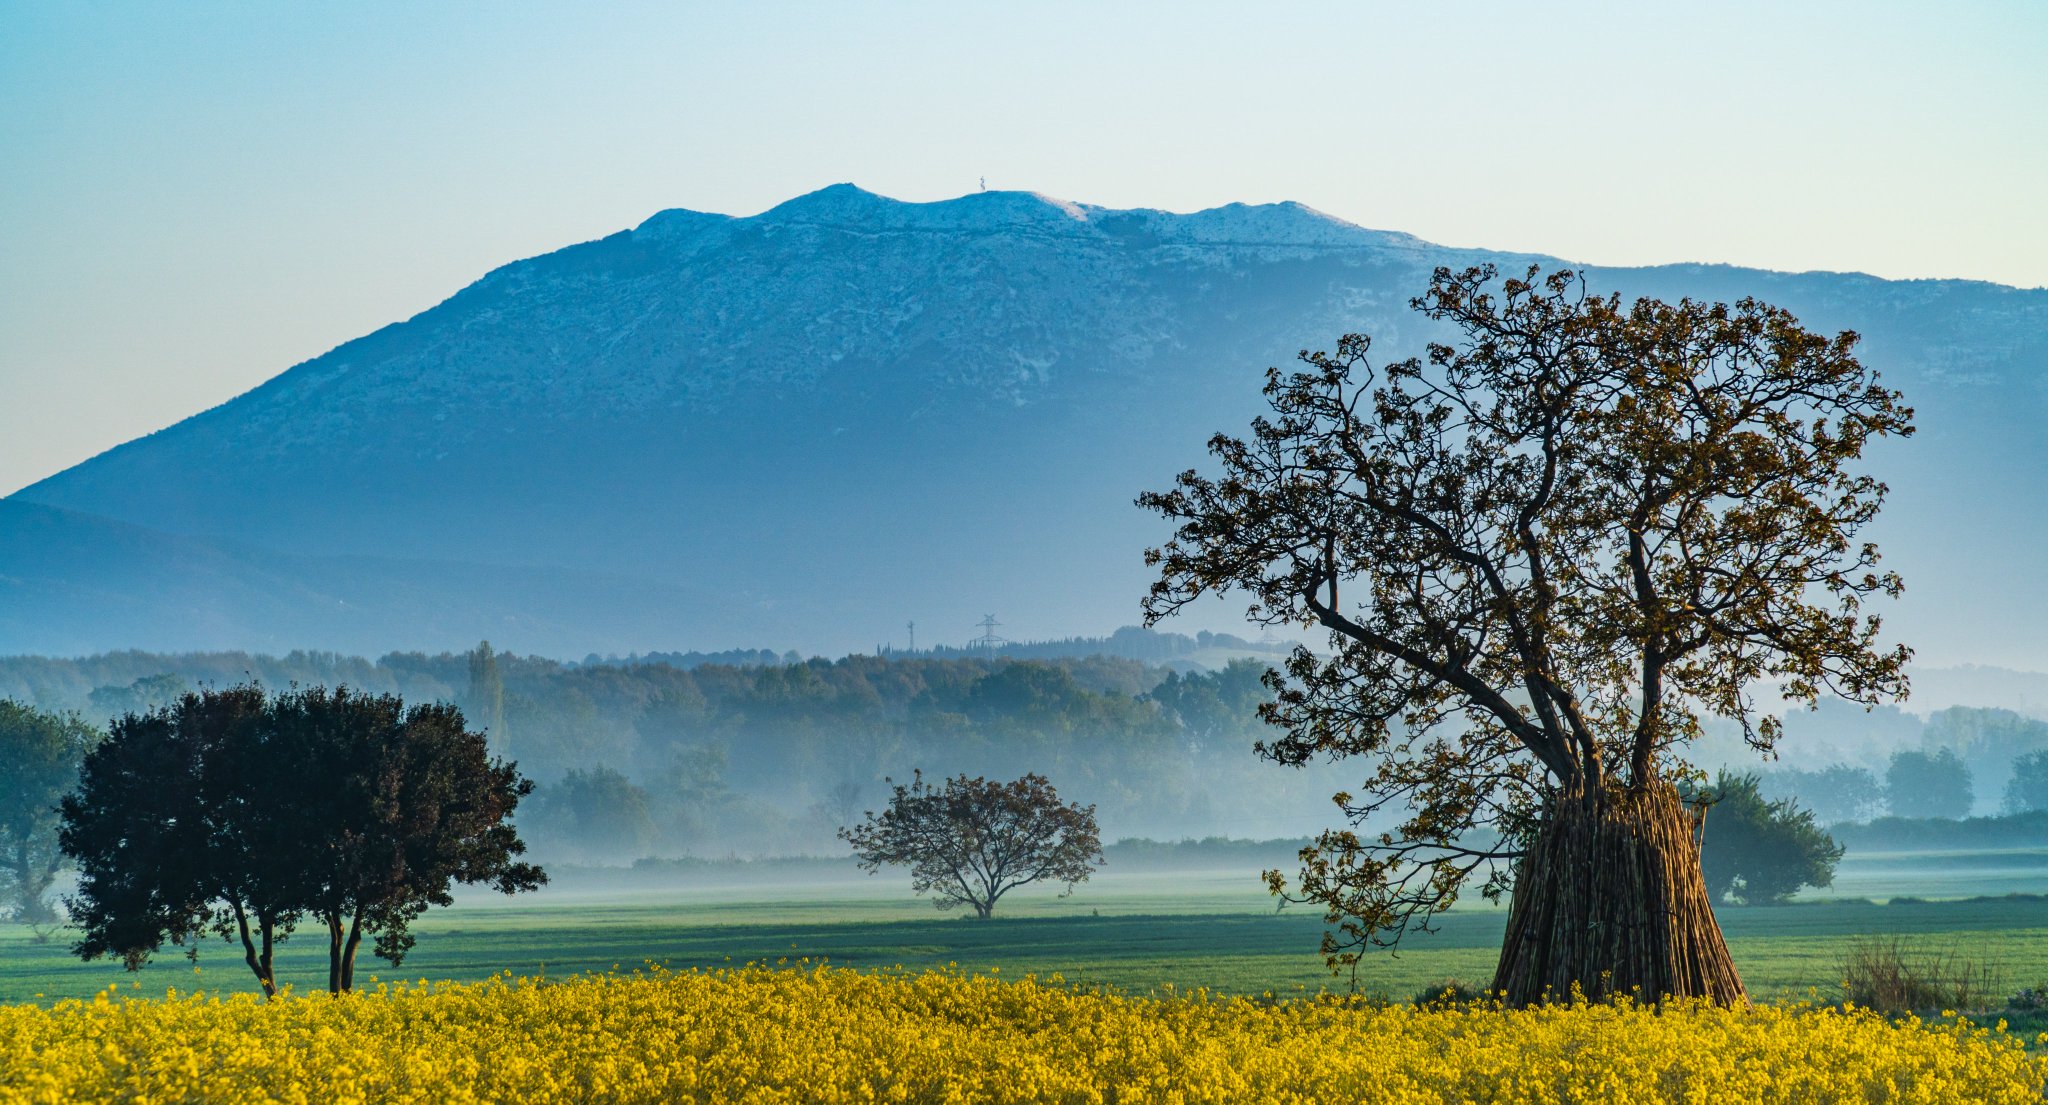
[10,185,2048,661]
[0,500,737,656]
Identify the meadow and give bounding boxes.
[10,848,2048,1102]
[8,848,2048,1008]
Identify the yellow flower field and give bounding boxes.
[2,965,2042,1104]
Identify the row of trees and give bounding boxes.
[486,656,1279,857]
[39,686,541,995]
[6,689,1850,942]
[1756,746,2048,823]
[0,650,1287,863]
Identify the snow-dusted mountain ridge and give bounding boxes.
[5,184,2046,661]
[637,184,1425,249]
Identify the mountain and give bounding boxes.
[0,500,729,656]
[8,184,2048,662]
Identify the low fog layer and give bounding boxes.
[11,630,2048,868]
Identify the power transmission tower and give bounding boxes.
[970,614,1010,652]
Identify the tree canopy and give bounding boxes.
[0,701,100,923]
[2006,750,2048,814]
[840,772,1102,918]
[270,686,545,992]
[1758,764,1885,826]
[1140,264,1912,1001]
[1693,771,1844,905]
[62,686,297,994]
[1886,748,1973,819]
[61,684,543,995]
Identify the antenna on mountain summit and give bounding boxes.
[907,620,916,653]
[970,614,1008,651]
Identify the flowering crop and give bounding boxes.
[2,965,2042,1103]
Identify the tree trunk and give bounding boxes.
[8,839,45,923]
[8,839,58,923]
[232,903,277,999]
[326,914,346,995]
[1491,782,1745,1006]
[341,910,364,992]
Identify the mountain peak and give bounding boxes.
[754,183,1093,235]
[633,183,1419,251]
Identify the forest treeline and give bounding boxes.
[1755,700,2048,823]
[10,643,2048,862]
[0,645,1339,858]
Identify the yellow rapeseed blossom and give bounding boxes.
[1,965,2042,1103]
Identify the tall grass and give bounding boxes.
[1840,935,2005,1013]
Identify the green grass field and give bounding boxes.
[8,851,2048,1008]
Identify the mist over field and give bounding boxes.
[8,631,2048,878]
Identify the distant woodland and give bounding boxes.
[8,632,2048,865]
[0,631,1337,861]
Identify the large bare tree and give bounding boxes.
[1140,265,1912,1004]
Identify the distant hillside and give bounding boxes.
[7,185,2045,662]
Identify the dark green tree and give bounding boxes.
[270,686,545,993]
[840,772,1102,918]
[1886,748,1973,819]
[0,701,100,923]
[61,687,298,996]
[62,684,542,996]
[1694,771,1844,905]
[1140,264,1912,1004]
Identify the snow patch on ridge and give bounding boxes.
[633,183,1420,251]
[632,208,736,245]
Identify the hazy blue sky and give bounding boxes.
[2,1,2043,494]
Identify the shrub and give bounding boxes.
[1410,979,1482,1007]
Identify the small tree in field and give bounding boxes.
[1140,264,1912,1005]
[840,772,1102,918]
[1692,771,1844,905]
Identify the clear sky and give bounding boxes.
[2,1,2043,495]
